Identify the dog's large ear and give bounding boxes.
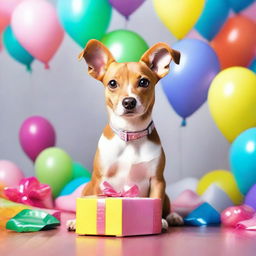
[78,39,115,81]
[140,42,180,79]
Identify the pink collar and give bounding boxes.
[110,120,155,142]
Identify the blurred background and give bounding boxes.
[0,0,255,205]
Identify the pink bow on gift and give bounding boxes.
[4,177,53,209]
[101,181,139,197]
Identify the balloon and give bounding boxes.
[196,170,243,204]
[101,29,148,63]
[0,160,24,187]
[19,116,56,162]
[55,183,85,212]
[211,15,256,69]
[161,39,220,124]
[208,67,256,142]
[227,0,254,12]
[249,58,256,73]
[221,205,254,227]
[166,177,199,200]
[35,147,73,198]
[3,26,34,71]
[11,0,64,68]
[153,0,204,39]
[241,2,256,22]
[59,177,90,196]
[72,162,91,179]
[230,128,256,195]
[57,0,112,48]
[109,0,145,19]
[195,0,230,40]
[0,0,24,36]
[245,184,256,210]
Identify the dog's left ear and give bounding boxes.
[140,42,180,78]
[78,39,115,81]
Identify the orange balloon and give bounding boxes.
[211,15,256,69]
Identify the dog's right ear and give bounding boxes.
[78,39,115,81]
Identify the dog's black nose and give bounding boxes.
[122,97,137,110]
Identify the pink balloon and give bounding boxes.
[0,160,24,187]
[11,0,64,68]
[241,2,256,22]
[19,116,56,162]
[221,205,255,227]
[55,183,85,212]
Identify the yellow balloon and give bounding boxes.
[197,170,243,205]
[153,0,205,39]
[208,67,256,142]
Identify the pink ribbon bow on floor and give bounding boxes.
[4,177,53,209]
[101,181,139,197]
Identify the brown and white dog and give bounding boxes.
[67,39,183,231]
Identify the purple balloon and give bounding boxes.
[109,0,145,19]
[161,39,220,125]
[245,184,256,210]
[19,116,56,161]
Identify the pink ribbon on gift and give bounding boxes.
[97,181,139,234]
[4,177,53,209]
[100,181,139,197]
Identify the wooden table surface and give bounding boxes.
[1,212,256,256]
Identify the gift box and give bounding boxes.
[76,182,162,237]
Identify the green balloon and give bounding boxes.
[101,29,149,63]
[72,162,91,179]
[35,147,73,197]
[57,0,112,47]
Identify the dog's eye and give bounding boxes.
[108,80,117,89]
[138,78,150,88]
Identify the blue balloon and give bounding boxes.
[3,26,34,71]
[230,128,256,195]
[195,0,230,40]
[248,58,256,73]
[161,39,220,125]
[184,203,221,226]
[60,177,90,196]
[227,0,254,12]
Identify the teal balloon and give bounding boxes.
[227,0,254,12]
[101,30,149,62]
[60,177,90,196]
[57,0,112,47]
[249,58,256,73]
[230,128,256,195]
[72,162,91,179]
[3,26,34,71]
[195,0,230,40]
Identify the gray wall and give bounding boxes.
[0,0,230,184]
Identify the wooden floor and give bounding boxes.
[1,212,256,256]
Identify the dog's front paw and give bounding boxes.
[166,212,184,226]
[66,219,76,232]
[161,218,168,232]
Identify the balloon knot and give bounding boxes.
[26,65,32,73]
[181,119,187,127]
[44,63,50,69]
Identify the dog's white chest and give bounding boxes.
[98,134,162,196]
